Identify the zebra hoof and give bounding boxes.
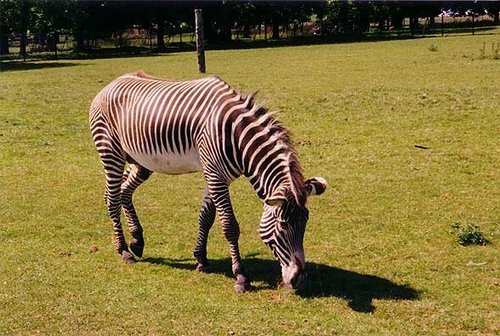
[234,275,251,293]
[195,262,210,272]
[121,250,137,264]
[234,281,251,293]
[130,240,144,258]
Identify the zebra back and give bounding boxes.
[90,71,307,206]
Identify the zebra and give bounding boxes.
[89,71,327,292]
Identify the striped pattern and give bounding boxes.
[89,71,325,291]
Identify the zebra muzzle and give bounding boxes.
[279,256,306,289]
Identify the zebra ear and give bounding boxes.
[265,187,287,207]
[305,177,328,196]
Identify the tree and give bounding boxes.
[30,1,76,52]
[233,2,256,39]
[322,1,372,35]
[0,0,20,54]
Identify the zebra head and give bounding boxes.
[260,177,327,289]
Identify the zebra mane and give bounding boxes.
[126,70,181,82]
[243,93,307,207]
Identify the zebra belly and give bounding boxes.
[126,148,202,174]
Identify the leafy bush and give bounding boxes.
[451,223,489,246]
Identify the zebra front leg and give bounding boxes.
[194,187,216,272]
[121,164,152,258]
[208,183,251,293]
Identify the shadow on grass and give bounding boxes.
[0,61,81,72]
[142,256,420,313]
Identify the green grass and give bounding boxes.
[1,31,499,335]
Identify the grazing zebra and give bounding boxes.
[89,71,327,292]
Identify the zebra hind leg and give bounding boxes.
[121,164,152,258]
[100,153,136,263]
[91,113,135,263]
[193,187,216,272]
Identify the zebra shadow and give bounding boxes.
[143,256,420,313]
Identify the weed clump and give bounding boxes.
[478,41,499,60]
[428,44,438,52]
[451,223,489,246]
[492,42,500,60]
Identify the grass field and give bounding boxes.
[1,31,499,335]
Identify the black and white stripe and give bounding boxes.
[89,71,327,291]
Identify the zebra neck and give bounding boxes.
[231,101,306,205]
[246,152,292,201]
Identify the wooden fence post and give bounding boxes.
[195,9,206,73]
[472,14,475,35]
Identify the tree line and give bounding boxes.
[1,0,499,57]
